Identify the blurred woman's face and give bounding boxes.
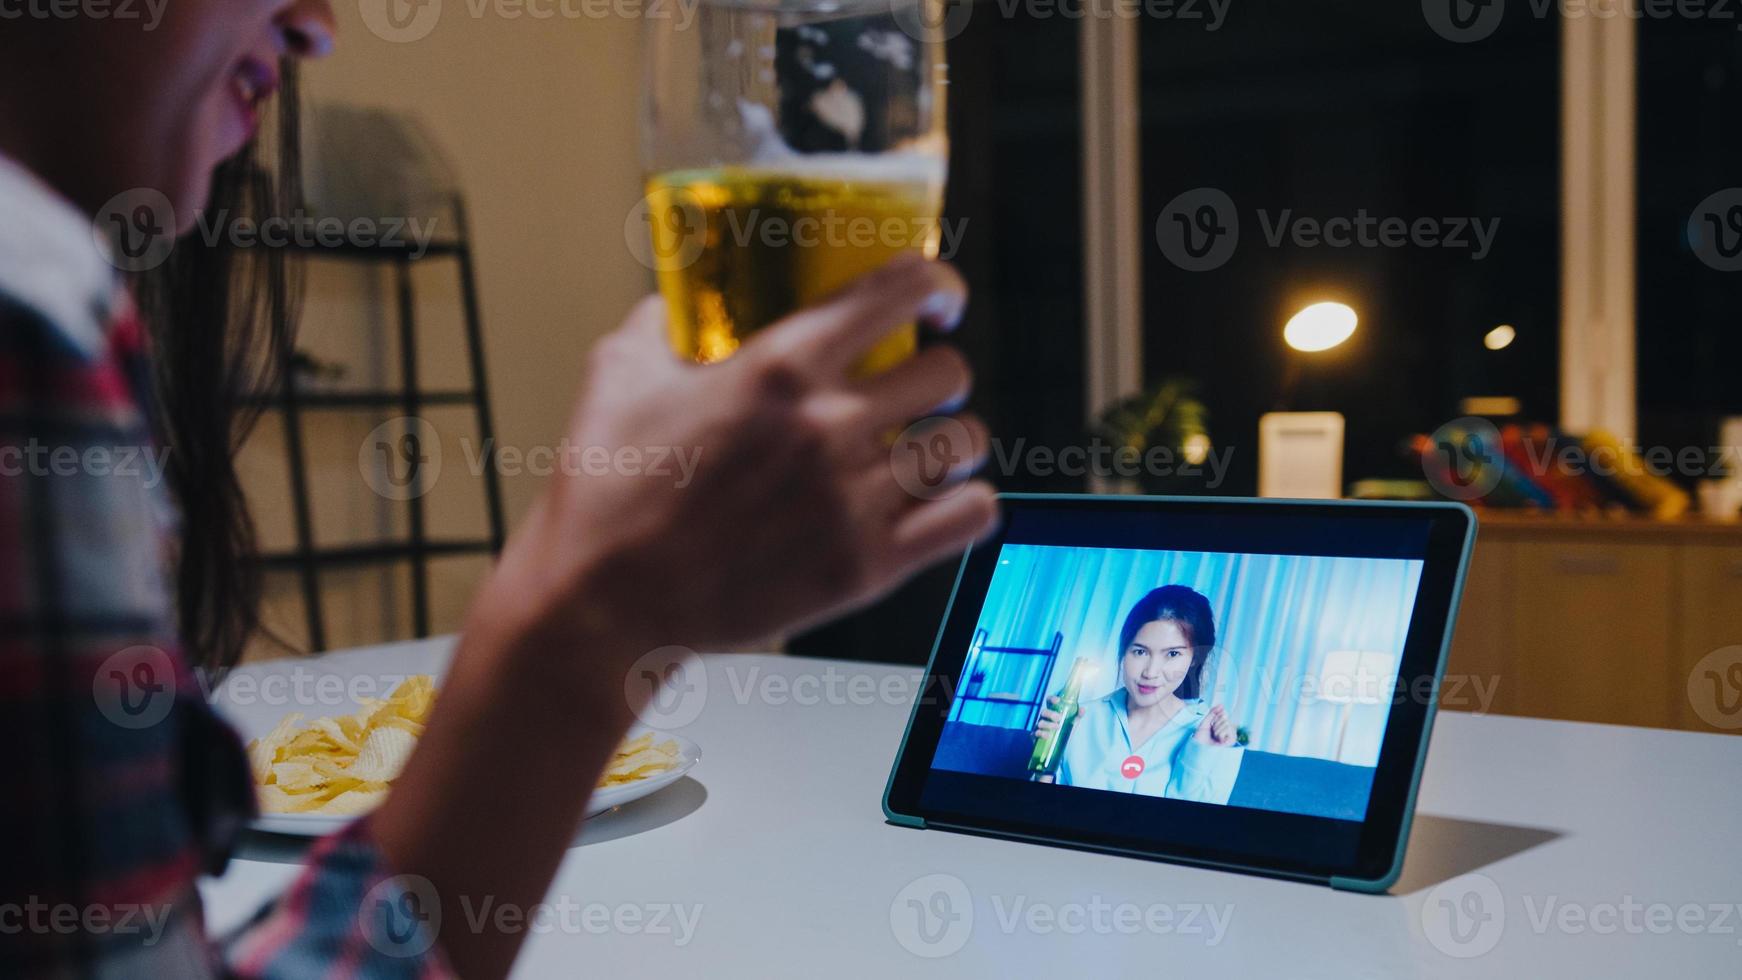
[1121,619,1195,709]
[4,0,335,227]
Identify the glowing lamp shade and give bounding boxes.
[1283,302,1358,353]
[1484,324,1517,351]
[1316,650,1398,705]
[1317,649,1398,763]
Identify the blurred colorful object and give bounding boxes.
[1402,419,1693,517]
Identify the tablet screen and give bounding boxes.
[930,543,1423,822]
[887,497,1470,884]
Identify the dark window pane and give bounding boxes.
[1139,2,1560,495]
[1637,18,1742,457]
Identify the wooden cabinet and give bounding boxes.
[1445,538,1515,717]
[1445,515,1742,733]
[1673,545,1742,731]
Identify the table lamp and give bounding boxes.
[1259,301,1355,499]
[1316,649,1398,763]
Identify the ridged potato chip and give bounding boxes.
[248,675,437,817]
[248,675,685,818]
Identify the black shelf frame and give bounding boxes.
[950,629,1065,731]
[259,197,505,651]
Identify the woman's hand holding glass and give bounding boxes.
[374,256,994,980]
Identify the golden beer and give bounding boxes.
[645,159,945,375]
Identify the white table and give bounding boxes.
[204,637,1742,978]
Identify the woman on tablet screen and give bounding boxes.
[1033,586,1244,803]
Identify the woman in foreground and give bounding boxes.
[0,3,996,977]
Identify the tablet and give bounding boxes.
[883,494,1476,892]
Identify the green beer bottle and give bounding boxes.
[1029,658,1095,777]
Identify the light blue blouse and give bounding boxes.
[1057,689,1244,803]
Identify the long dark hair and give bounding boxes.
[1118,585,1218,701]
[134,61,303,672]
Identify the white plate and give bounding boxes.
[248,730,701,837]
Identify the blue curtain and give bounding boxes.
[955,545,1423,766]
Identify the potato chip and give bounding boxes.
[247,675,439,817]
[600,734,683,786]
[247,676,686,818]
[349,726,416,783]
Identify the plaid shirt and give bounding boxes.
[0,157,453,978]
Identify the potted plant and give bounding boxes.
[1090,377,1214,495]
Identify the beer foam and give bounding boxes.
[744,149,945,187]
[737,99,945,187]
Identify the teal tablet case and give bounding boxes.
[881,493,1479,893]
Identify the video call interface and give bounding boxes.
[929,542,1426,823]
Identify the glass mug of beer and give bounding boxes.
[641,0,949,374]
